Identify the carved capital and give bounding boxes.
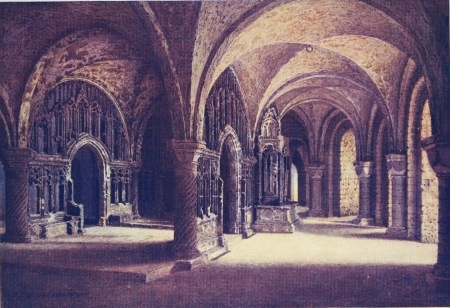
[4,149,34,177]
[168,139,207,164]
[386,154,406,176]
[421,135,450,176]
[354,161,374,178]
[306,165,325,179]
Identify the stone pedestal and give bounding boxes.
[252,203,300,233]
[241,206,255,238]
[386,154,407,238]
[2,149,33,243]
[306,165,325,217]
[354,161,374,226]
[422,135,450,280]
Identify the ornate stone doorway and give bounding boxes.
[71,146,101,225]
[220,136,239,234]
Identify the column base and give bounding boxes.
[242,226,255,238]
[310,211,325,218]
[431,263,450,293]
[354,216,374,226]
[1,233,32,243]
[174,248,202,260]
[386,227,407,239]
[171,255,206,273]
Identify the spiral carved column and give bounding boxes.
[422,135,450,280]
[170,140,203,259]
[2,149,33,243]
[386,154,407,238]
[354,161,374,226]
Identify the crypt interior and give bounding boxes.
[0,1,449,306]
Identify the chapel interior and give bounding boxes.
[0,1,449,306]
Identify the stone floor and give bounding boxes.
[2,218,449,307]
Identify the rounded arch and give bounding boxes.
[22,74,131,153]
[17,27,167,149]
[28,79,131,161]
[193,0,444,152]
[277,98,364,162]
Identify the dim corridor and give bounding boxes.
[2,218,449,307]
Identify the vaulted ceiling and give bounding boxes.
[0,0,447,150]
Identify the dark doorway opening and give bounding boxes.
[220,137,238,234]
[71,146,100,225]
[138,113,174,221]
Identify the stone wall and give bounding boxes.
[339,129,359,216]
[420,101,438,243]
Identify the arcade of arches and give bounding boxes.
[0,0,449,279]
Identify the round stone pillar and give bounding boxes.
[354,161,374,226]
[306,165,325,217]
[130,165,140,218]
[386,154,407,238]
[2,149,33,243]
[422,135,450,280]
[169,140,203,259]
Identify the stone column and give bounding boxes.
[354,161,374,226]
[258,153,263,204]
[2,149,33,243]
[130,166,140,218]
[277,152,282,205]
[306,165,325,217]
[169,140,203,259]
[386,154,407,238]
[422,135,450,279]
